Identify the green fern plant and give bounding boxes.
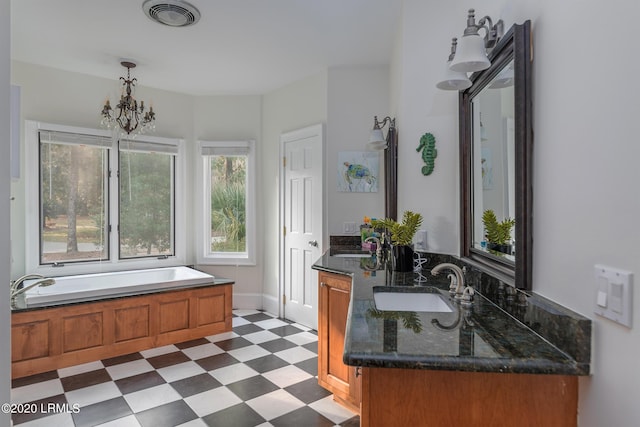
[482,209,515,245]
[372,211,423,246]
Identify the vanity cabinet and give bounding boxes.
[317,271,361,412]
[360,367,577,427]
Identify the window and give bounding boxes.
[198,141,256,265]
[26,121,185,274]
[119,140,176,259]
[39,131,110,264]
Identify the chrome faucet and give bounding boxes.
[10,276,56,305]
[364,236,382,257]
[431,263,474,306]
[10,274,45,294]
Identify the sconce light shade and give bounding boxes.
[450,33,491,72]
[436,60,472,90]
[367,128,387,150]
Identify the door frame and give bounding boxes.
[278,123,326,324]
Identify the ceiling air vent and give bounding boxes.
[142,0,201,27]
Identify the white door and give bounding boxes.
[282,124,323,329]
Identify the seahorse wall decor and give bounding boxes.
[416,132,437,176]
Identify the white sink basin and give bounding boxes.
[373,288,452,313]
[333,253,371,258]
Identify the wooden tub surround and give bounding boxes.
[11,282,232,379]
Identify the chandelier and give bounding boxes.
[101,61,156,135]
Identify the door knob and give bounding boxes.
[308,240,318,247]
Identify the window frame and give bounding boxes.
[25,121,186,276]
[196,140,256,266]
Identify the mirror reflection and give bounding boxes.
[472,59,515,261]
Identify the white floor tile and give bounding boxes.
[65,381,122,408]
[123,383,181,413]
[139,344,179,358]
[184,387,242,417]
[254,318,290,330]
[209,363,259,385]
[11,379,64,404]
[232,316,250,327]
[274,346,316,364]
[206,331,238,343]
[246,389,305,421]
[231,309,262,317]
[227,344,271,362]
[308,395,358,424]
[261,365,312,388]
[181,343,224,360]
[242,330,281,345]
[284,331,318,346]
[57,361,104,377]
[17,411,75,427]
[157,361,206,383]
[94,414,142,427]
[105,359,154,380]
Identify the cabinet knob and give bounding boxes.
[355,367,361,377]
[320,282,326,287]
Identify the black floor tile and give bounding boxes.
[267,324,306,337]
[11,370,59,388]
[72,396,132,427]
[201,402,267,427]
[102,352,143,367]
[243,354,290,374]
[303,341,318,353]
[170,373,222,398]
[226,375,280,401]
[241,313,275,323]
[215,336,253,351]
[146,351,191,369]
[11,393,68,425]
[341,415,362,426]
[284,378,332,404]
[135,399,198,427]
[60,368,112,392]
[294,358,318,376]
[115,370,166,395]
[174,337,211,349]
[195,352,240,371]
[232,323,265,335]
[270,405,335,427]
[258,337,298,353]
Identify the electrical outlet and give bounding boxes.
[594,264,633,328]
[343,222,356,234]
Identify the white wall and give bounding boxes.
[261,72,328,314]
[192,95,263,309]
[327,66,389,235]
[398,0,640,425]
[1,0,12,424]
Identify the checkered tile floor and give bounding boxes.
[11,310,359,427]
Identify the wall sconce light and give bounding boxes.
[436,38,472,91]
[368,115,395,150]
[449,8,503,73]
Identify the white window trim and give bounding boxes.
[196,140,256,266]
[25,120,186,276]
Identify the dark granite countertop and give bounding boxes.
[313,249,591,376]
[11,277,234,312]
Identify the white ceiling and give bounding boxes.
[11,0,402,96]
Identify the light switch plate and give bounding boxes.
[594,264,633,328]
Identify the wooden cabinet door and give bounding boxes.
[317,271,360,412]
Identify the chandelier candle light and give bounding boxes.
[101,61,156,136]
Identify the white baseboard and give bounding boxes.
[261,294,280,318]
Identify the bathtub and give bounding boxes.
[24,266,215,307]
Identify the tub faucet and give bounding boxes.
[10,277,56,303]
[431,263,474,305]
[10,274,45,294]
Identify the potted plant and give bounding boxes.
[482,209,515,255]
[372,211,423,272]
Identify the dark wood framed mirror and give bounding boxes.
[460,21,532,290]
